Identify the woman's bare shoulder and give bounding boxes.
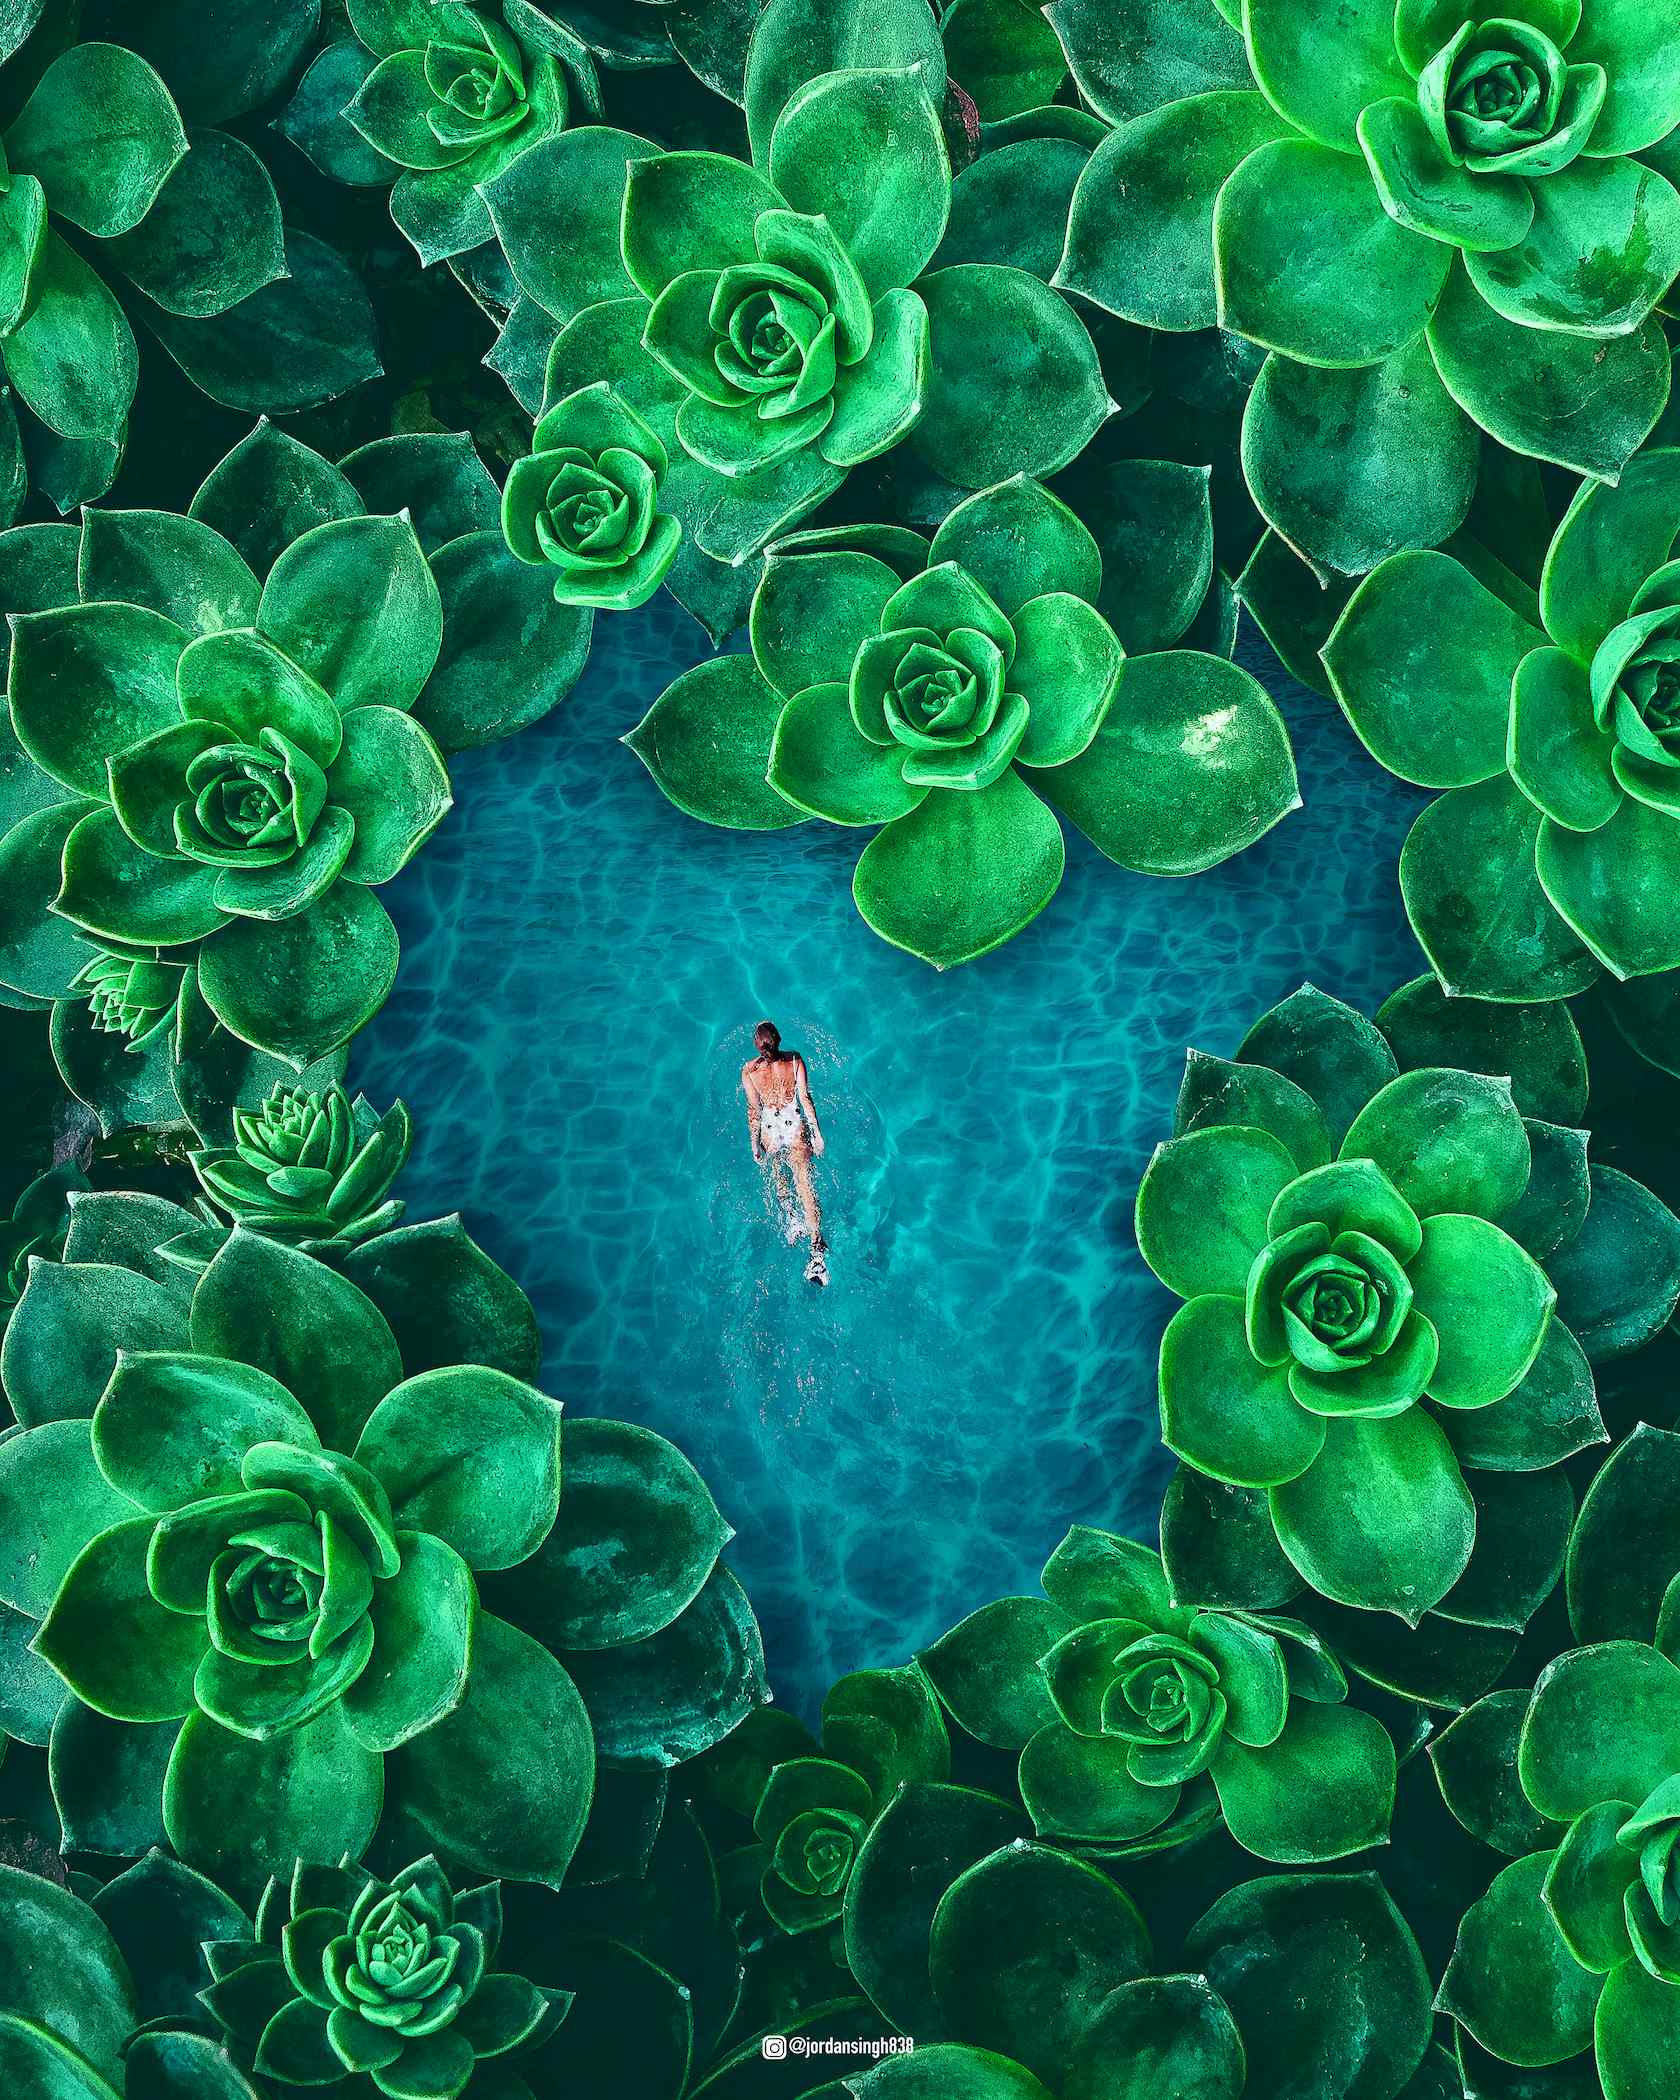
[740,1059,761,1084]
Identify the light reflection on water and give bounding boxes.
[353,600,1427,1717]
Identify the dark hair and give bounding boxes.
[753,1020,781,1060]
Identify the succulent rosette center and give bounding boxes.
[175,730,327,867]
[850,570,1034,792]
[777,1806,866,1899]
[335,1887,467,2033]
[502,381,681,612]
[425,19,528,147]
[1417,19,1599,173]
[1618,1772,1680,1976]
[1251,1224,1415,1379]
[157,1440,399,1728]
[752,1755,878,1932]
[1591,589,1680,774]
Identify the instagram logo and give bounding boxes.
[762,2036,789,2061]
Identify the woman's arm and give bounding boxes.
[796,1057,824,1154]
[742,1065,764,1161]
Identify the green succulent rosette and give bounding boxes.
[1437,1640,1680,2094]
[1052,0,1680,573]
[477,20,1108,631]
[280,1,590,267]
[918,1525,1395,1864]
[187,1080,412,1255]
[1137,980,1680,1625]
[502,381,681,610]
[699,1661,950,1936]
[201,1855,567,2095]
[0,422,593,1078]
[0,1203,763,1891]
[1326,448,1680,1076]
[625,474,1296,965]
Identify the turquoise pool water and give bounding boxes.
[351,602,1427,1717]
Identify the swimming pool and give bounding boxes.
[351,603,1428,1718]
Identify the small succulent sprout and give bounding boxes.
[72,947,186,1047]
[203,1855,568,2095]
[190,1080,411,1251]
[502,382,682,612]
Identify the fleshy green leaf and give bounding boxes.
[927,1843,1149,2087]
[163,1703,383,1898]
[354,1366,560,1571]
[768,66,951,299]
[1038,650,1297,874]
[1438,1851,1601,2067]
[397,1611,594,1887]
[1520,1641,1680,1822]
[624,656,804,831]
[1215,138,1449,367]
[917,1595,1068,1750]
[909,265,1107,490]
[1269,1410,1475,1622]
[1136,1125,1298,1300]
[1057,91,1285,330]
[1242,343,1476,578]
[1426,261,1670,482]
[851,768,1066,968]
[490,1417,729,1649]
[6,44,187,239]
[189,1229,400,1453]
[1211,1701,1395,1862]
[1325,551,1539,788]
[1400,776,1601,1003]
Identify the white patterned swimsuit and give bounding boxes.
[758,1096,804,1154]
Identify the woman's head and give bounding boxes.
[754,1020,781,1059]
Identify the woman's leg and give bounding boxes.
[789,1140,824,1250]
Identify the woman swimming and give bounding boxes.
[742,1020,828,1285]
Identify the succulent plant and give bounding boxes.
[0,1200,763,1891]
[699,1662,949,1936]
[477,14,1107,614]
[188,1081,412,1254]
[202,1854,567,2095]
[281,1,592,268]
[0,422,592,1075]
[1052,0,1680,572]
[1325,446,1680,1077]
[626,475,1296,965]
[1431,1422,1680,2097]
[919,1524,1396,1863]
[1138,980,1680,1622]
[502,382,682,610]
